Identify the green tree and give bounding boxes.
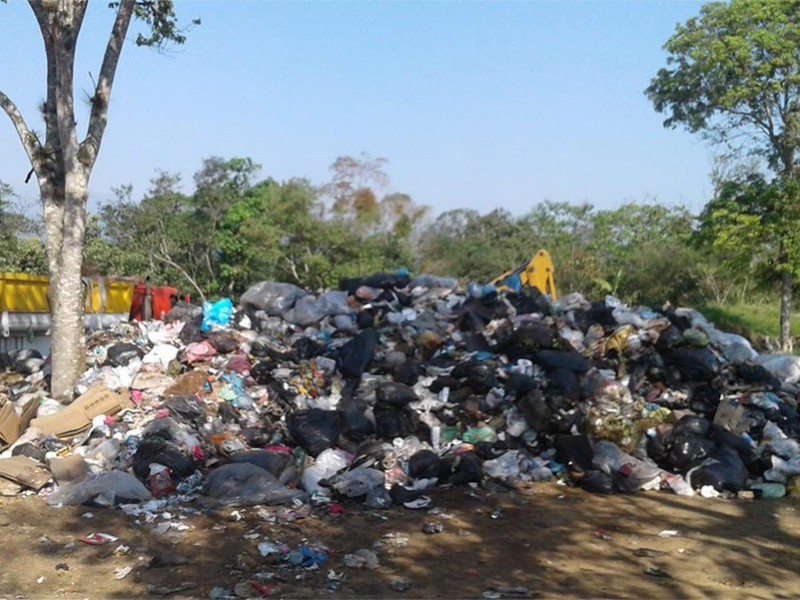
[590,203,698,306]
[216,177,327,291]
[418,208,526,281]
[646,0,800,349]
[0,0,191,400]
[695,174,800,307]
[0,181,46,273]
[192,157,260,294]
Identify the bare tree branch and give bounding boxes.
[0,91,41,172]
[154,237,206,304]
[80,0,135,168]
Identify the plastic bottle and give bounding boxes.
[750,482,786,499]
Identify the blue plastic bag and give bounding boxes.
[201,298,234,331]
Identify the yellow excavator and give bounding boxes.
[490,249,557,300]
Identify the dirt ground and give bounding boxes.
[0,483,798,600]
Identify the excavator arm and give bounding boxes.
[490,249,557,300]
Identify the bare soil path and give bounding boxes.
[1,484,798,599]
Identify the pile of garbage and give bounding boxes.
[0,271,799,512]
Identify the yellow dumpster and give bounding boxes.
[0,272,50,313]
[82,277,136,314]
[0,273,136,315]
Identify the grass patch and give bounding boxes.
[697,302,800,350]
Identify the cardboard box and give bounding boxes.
[29,384,133,440]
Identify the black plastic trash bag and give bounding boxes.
[532,349,590,374]
[287,409,341,457]
[393,362,422,386]
[340,396,375,442]
[376,382,418,407]
[665,433,717,473]
[408,450,441,480]
[735,363,782,391]
[339,272,410,295]
[179,321,205,345]
[507,289,550,316]
[688,446,748,493]
[293,337,325,361]
[251,360,275,385]
[709,427,768,476]
[166,301,202,323]
[456,296,508,334]
[517,390,553,432]
[505,373,539,397]
[164,396,206,428]
[11,442,46,463]
[547,368,581,402]
[576,301,617,332]
[105,343,143,367]
[337,328,379,379]
[554,434,594,473]
[228,450,291,476]
[374,404,418,440]
[580,470,616,494]
[495,322,559,359]
[465,363,497,394]
[443,451,482,485]
[662,348,720,382]
[672,415,710,438]
[132,437,196,481]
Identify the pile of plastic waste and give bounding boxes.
[0,271,799,513]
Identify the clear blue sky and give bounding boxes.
[1,0,712,218]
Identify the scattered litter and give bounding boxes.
[422,521,444,534]
[388,576,411,592]
[78,532,118,546]
[645,566,671,578]
[657,530,679,538]
[343,548,380,570]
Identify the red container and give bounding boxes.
[130,284,183,321]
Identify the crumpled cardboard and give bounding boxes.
[0,397,37,449]
[29,384,133,440]
[0,455,52,490]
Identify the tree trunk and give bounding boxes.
[47,171,89,401]
[780,270,793,353]
[1,0,138,399]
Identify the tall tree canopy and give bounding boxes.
[0,1,189,400]
[647,0,800,350]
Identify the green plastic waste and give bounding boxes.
[462,426,496,444]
